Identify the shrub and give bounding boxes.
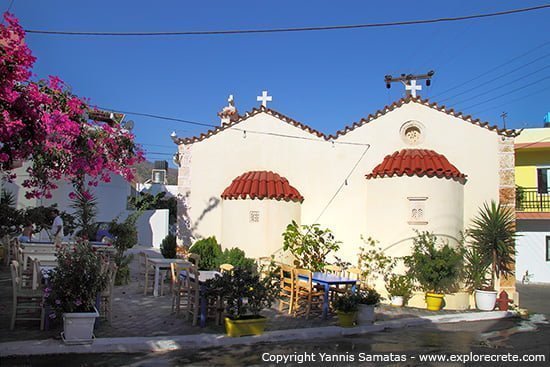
[45,241,108,315]
[332,292,360,313]
[404,231,463,294]
[385,274,413,302]
[109,212,140,285]
[356,288,382,305]
[160,234,177,259]
[205,267,279,319]
[189,236,222,270]
[217,247,256,272]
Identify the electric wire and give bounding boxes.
[461,75,550,110]
[472,86,550,115]
[98,106,371,147]
[449,64,550,106]
[439,53,550,104]
[434,39,550,98]
[23,5,550,37]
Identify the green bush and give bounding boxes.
[189,236,222,270]
[160,234,177,259]
[404,231,463,294]
[217,247,256,272]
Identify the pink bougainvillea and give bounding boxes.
[0,13,144,198]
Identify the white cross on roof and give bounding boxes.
[405,80,422,98]
[257,90,272,107]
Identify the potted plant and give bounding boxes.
[332,292,360,327]
[355,288,381,324]
[404,231,463,311]
[385,274,413,307]
[467,201,516,311]
[109,212,140,285]
[205,267,279,337]
[44,241,108,344]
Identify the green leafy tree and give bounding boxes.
[216,247,256,272]
[0,190,23,237]
[109,212,141,284]
[282,220,341,272]
[189,236,222,270]
[404,231,463,294]
[467,201,516,290]
[358,236,396,286]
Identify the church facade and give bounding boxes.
[172,95,518,302]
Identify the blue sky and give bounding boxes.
[5,1,550,164]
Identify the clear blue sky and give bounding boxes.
[5,0,550,165]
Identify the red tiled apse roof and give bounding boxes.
[366,149,466,182]
[221,171,304,203]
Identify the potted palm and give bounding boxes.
[385,274,413,307]
[44,241,108,344]
[356,288,381,324]
[332,292,360,327]
[404,231,463,311]
[206,267,279,337]
[467,201,516,311]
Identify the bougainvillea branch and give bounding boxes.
[0,13,143,199]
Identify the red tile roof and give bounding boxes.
[221,171,304,203]
[366,149,467,182]
[173,96,520,145]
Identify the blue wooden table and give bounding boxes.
[298,272,357,319]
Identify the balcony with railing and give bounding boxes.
[516,187,550,212]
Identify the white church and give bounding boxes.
[172,86,518,307]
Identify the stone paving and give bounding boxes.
[0,247,475,343]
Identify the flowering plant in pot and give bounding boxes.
[467,201,516,311]
[205,267,279,337]
[44,241,108,344]
[404,231,463,311]
[385,274,413,307]
[355,288,381,324]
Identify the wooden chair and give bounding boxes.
[219,263,234,274]
[99,262,118,323]
[170,261,194,315]
[187,253,201,268]
[345,267,363,290]
[278,264,295,314]
[324,264,345,300]
[185,266,201,326]
[10,261,45,330]
[292,268,324,319]
[138,252,156,295]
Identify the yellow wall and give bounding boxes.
[515,150,550,188]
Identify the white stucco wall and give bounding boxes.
[365,176,464,258]
[136,209,169,249]
[516,220,550,283]
[178,101,501,264]
[221,199,301,259]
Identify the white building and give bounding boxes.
[173,95,519,302]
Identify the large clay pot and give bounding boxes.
[475,289,498,311]
[425,292,445,311]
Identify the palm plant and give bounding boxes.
[467,201,516,290]
[70,189,98,240]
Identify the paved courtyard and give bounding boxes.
[0,247,494,343]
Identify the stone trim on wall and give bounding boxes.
[497,136,517,300]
